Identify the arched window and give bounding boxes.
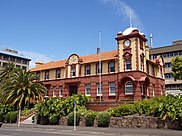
[125,81,133,94]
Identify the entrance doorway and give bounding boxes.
[69,85,77,96]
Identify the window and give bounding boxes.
[97,62,102,74]
[152,65,155,76]
[56,69,60,78]
[22,66,27,71]
[45,70,49,80]
[16,65,21,69]
[10,57,15,62]
[16,58,21,63]
[169,52,174,57]
[53,86,56,97]
[165,63,171,68]
[109,82,116,95]
[2,62,7,67]
[109,61,115,73]
[125,60,131,71]
[140,84,144,95]
[71,66,76,77]
[59,86,63,97]
[125,81,133,94]
[97,83,102,96]
[85,84,91,96]
[22,60,27,64]
[85,65,91,76]
[152,84,155,96]
[3,55,9,61]
[45,87,49,97]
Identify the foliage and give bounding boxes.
[9,111,18,123]
[98,111,110,127]
[171,56,182,81]
[85,111,96,126]
[0,111,4,122]
[49,114,59,125]
[67,112,81,126]
[21,108,35,117]
[109,104,136,117]
[5,112,11,123]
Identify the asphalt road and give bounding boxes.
[0,123,182,136]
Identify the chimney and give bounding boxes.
[35,60,44,67]
[97,48,100,54]
[150,33,153,49]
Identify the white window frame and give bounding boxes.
[109,82,116,95]
[85,84,91,96]
[97,83,102,96]
[125,60,131,71]
[53,86,56,97]
[125,81,133,94]
[59,86,63,97]
[109,62,115,73]
[45,87,49,98]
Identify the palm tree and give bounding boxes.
[0,69,46,108]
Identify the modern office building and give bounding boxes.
[31,27,165,102]
[149,40,182,95]
[0,48,31,70]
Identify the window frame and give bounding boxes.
[85,65,91,76]
[125,60,131,71]
[53,86,57,97]
[109,82,116,95]
[85,84,91,96]
[45,70,49,80]
[59,86,63,97]
[97,83,102,96]
[109,61,115,73]
[125,81,133,95]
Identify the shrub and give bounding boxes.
[0,111,5,122]
[5,112,11,123]
[9,111,17,123]
[49,114,58,125]
[67,112,81,126]
[98,112,110,127]
[40,116,49,125]
[85,111,96,126]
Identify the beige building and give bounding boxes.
[0,48,31,70]
[149,40,182,95]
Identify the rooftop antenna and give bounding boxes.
[130,9,132,28]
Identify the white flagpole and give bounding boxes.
[73,100,76,130]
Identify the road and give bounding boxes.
[0,123,181,136]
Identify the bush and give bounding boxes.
[85,111,96,126]
[9,111,17,123]
[49,114,58,125]
[0,111,5,122]
[67,112,81,126]
[40,116,49,125]
[5,112,11,123]
[98,112,110,127]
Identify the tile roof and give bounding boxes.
[30,50,118,71]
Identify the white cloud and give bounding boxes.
[19,50,53,69]
[99,0,144,30]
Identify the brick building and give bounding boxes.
[30,27,165,102]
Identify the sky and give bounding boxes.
[0,0,181,68]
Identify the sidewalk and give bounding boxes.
[1,123,182,136]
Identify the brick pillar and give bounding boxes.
[134,81,142,101]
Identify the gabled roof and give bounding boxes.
[30,50,118,71]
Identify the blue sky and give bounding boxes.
[0,0,181,68]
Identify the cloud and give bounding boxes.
[19,50,53,69]
[99,0,143,30]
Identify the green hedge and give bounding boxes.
[98,112,110,127]
[85,111,96,126]
[67,112,81,126]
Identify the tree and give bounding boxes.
[0,69,46,108]
[171,56,182,81]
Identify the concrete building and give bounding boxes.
[149,40,182,95]
[31,27,165,102]
[0,48,31,70]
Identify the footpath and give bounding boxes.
[1,123,182,136]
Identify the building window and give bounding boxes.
[16,65,21,69]
[140,84,144,95]
[85,84,91,96]
[85,65,91,76]
[152,65,155,76]
[22,60,27,64]
[109,82,116,95]
[125,60,131,71]
[71,66,76,77]
[53,86,56,97]
[2,62,7,67]
[97,62,102,74]
[125,81,133,94]
[10,57,15,62]
[36,72,40,80]
[109,61,115,73]
[59,86,63,97]
[152,84,155,96]
[165,63,171,68]
[45,87,49,97]
[22,66,27,71]
[16,58,21,63]
[56,69,61,78]
[3,55,9,61]
[97,83,102,96]
[45,70,49,80]
[140,39,143,49]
